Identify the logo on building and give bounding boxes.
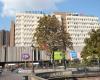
[22,53,30,60]
[70,51,77,59]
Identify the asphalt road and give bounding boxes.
[0,70,23,80]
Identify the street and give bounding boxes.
[0,70,23,80]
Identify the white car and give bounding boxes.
[17,68,32,74]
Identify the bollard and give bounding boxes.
[22,76,28,80]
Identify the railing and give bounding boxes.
[35,67,100,79]
[30,75,47,80]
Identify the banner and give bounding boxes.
[70,51,77,59]
[53,51,63,60]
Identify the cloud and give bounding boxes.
[0,0,64,17]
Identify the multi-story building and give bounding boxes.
[54,12,100,52]
[10,21,15,47]
[0,30,10,47]
[15,12,45,47]
[15,12,100,53]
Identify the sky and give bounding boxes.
[0,0,100,30]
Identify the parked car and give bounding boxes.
[15,68,32,74]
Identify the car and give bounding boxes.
[16,68,32,74]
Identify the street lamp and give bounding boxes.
[31,44,34,73]
[52,46,58,69]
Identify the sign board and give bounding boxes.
[54,51,63,60]
[70,51,77,59]
[22,53,30,60]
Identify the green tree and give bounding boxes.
[33,15,73,53]
[81,29,100,60]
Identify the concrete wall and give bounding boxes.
[0,47,50,62]
[30,75,47,80]
[0,47,5,62]
[78,77,100,80]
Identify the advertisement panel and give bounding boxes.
[54,51,63,60]
[21,53,30,60]
[70,51,77,59]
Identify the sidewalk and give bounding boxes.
[34,68,70,73]
[34,67,77,73]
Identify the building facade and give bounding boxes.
[10,21,15,47]
[0,30,10,47]
[15,12,100,53]
[15,12,45,47]
[54,12,100,52]
[0,46,50,62]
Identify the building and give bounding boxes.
[15,12,45,47]
[54,12,100,52]
[0,46,50,63]
[10,21,15,47]
[15,12,100,53]
[0,30,10,47]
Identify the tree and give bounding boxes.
[81,29,100,61]
[33,15,73,53]
[33,15,73,69]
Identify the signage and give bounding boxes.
[70,51,77,59]
[54,51,63,60]
[22,53,30,60]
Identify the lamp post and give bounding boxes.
[63,51,66,70]
[31,44,34,73]
[52,46,58,69]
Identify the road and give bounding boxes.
[0,70,23,80]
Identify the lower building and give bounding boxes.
[0,30,10,47]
